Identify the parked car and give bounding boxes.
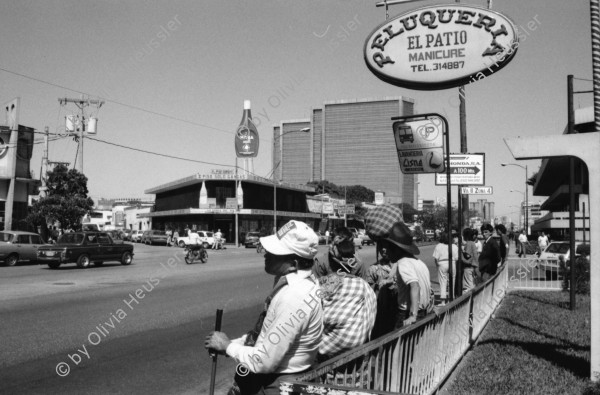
[106,230,126,244]
[130,230,144,243]
[424,229,435,241]
[352,235,363,249]
[361,233,374,246]
[538,241,587,279]
[37,232,134,269]
[244,231,261,248]
[176,231,215,248]
[141,230,169,245]
[82,223,101,232]
[317,232,329,245]
[0,231,47,266]
[122,229,133,241]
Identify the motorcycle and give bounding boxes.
[184,244,208,264]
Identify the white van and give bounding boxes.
[538,241,586,279]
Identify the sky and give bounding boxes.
[0,0,594,222]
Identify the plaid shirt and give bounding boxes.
[366,262,397,293]
[318,274,377,358]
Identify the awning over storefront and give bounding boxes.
[142,208,322,219]
[145,172,315,195]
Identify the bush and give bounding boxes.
[562,255,591,295]
[583,380,600,395]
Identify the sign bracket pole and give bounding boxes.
[444,117,454,301]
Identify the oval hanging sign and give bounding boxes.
[364,4,519,90]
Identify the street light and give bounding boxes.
[272,127,310,230]
[507,205,522,230]
[501,163,529,234]
[509,190,526,230]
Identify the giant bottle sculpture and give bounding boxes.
[234,100,259,158]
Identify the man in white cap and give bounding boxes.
[205,220,323,395]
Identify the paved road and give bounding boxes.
[0,242,438,395]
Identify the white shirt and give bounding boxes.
[432,243,459,264]
[226,270,323,374]
[188,232,201,244]
[538,235,549,248]
[518,233,528,243]
[395,257,432,311]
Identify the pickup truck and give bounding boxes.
[37,231,134,269]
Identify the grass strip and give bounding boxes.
[443,291,600,395]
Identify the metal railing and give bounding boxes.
[505,257,563,290]
[280,265,508,395]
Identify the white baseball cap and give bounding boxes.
[260,220,319,259]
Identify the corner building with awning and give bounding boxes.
[143,172,321,245]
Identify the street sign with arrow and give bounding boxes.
[436,153,485,185]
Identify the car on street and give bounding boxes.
[122,229,133,241]
[106,230,127,244]
[130,230,144,243]
[244,231,261,248]
[82,223,101,232]
[424,229,435,241]
[361,233,374,246]
[176,231,215,248]
[346,228,364,249]
[0,231,47,266]
[141,230,169,245]
[37,231,134,269]
[538,241,587,279]
[317,232,329,245]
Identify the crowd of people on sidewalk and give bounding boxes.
[204,205,513,394]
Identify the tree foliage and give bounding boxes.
[399,203,418,221]
[418,204,479,232]
[26,165,94,232]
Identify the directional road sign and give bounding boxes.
[436,153,485,185]
[461,186,493,195]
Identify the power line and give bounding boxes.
[85,135,238,168]
[85,135,279,181]
[0,66,234,136]
[2,67,280,179]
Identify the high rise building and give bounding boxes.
[273,97,417,206]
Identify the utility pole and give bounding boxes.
[58,97,103,173]
[39,126,49,198]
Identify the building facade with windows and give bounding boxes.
[273,97,417,206]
